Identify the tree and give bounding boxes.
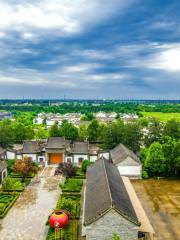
[49,122,61,137]
[87,119,100,141]
[35,127,48,139]
[82,160,91,173]
[56,162,77,178]
[59,120,78,140]
[163,119,180,139]
[144,142,165,177]
[0,120,14,148]
[78,124,88,141]
[122,122,142,152]
[13,158,38,182]
[144,118,162,147]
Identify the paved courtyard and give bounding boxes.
[0,167,63,240]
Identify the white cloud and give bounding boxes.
[132,43,180,72]
[0,0,133,38]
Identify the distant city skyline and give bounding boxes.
[0,0,180,99]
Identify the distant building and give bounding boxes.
[110,144,142,179]
[0,112,12,121]
[82,157,140,240]
[95,111,117,122]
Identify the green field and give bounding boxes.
[141,112,180,122]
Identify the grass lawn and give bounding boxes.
[0,192,19,218]
[141,112,180,122]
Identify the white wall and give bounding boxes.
[117,165,142,178]
[17,154,22,160]
[89,155,97,162]
[98,152,110,160]
[73,154,89,164]
[23,154,37,162]
[65,156,73,163]
[6,151,16,160]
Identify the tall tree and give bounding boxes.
[49,122,61,137]
[59,120,78,140]
[144,142,165,177]
[163,119,180,140]
[87,119,100,141]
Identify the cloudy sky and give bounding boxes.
[0,0,180,99]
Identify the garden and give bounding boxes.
[0,158,38,218]
[46,165,85,240]
[0,192,19,218]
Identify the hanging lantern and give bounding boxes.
[49,210,69,229]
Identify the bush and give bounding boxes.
[81,160,91,173]
[0,192,19,218]
[2,178,25,191]
[60,179,83,192]
[142,170,149,179]
[56,194,81,219]
[55,163,77,178]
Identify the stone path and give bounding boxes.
[0,167,63,240]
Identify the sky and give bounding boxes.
[0,0,180,99]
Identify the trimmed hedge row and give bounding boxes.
[60,178,83,193]
[0,192,19,218]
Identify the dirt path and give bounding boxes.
[0,167,63,240]
[132,179,180,240]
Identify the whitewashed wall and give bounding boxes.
[117,165,142,178]
[73,154,89,164]
[6,151,16,160]
[23,154,37,162]
[89,155,97,162]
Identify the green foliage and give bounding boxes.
[78,124,88,141]
[60,178,83,192]
[49,123,60,137]
[81,160,91,173]
[111,233,121,240]
[59,120,78,140]
[0,192,19,218]
[2,178,25,191]
[163,119,180,139]
[81,112,95,121]
[144,142,165,177]
[56,194,81,218]
[87,119,100,141]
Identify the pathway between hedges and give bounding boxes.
[0,167,63,240]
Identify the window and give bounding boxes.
[39,157,44,162]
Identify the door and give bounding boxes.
[49,153,63,164]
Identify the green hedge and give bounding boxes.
[0,192,19,218]
[56,193,81,219]
[60,179,83,193]
[46,220,79,240]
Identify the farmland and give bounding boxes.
[141,112,180,122]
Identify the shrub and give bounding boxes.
[60,179,83,192]
[142,170,149,179]
[81,160,91,173]
[2,178,25,191]
[56,163,77,178]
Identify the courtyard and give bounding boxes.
[132,179,180,240]
[0,167,63,240]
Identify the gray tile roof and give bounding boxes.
[84,157,140,226]
[23,141,40,154]
[46,137,66,149]
[0,161,7,172]
[72,142,89,154]
[110,143,141,165]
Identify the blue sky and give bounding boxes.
[0,0,180,99]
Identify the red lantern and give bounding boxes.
[49,210,69,229]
